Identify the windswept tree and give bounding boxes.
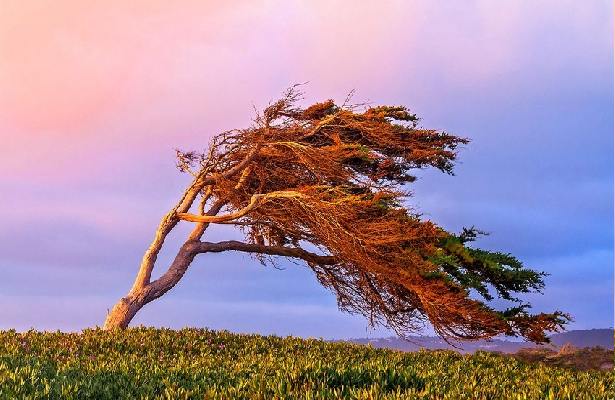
[104,87,568,343]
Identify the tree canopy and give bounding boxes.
[105,87,568,343]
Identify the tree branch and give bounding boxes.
[177,191,305,223]
[129,180,205,291]
[200,143,262,185]
[129,143,264,292]
[187,199,227,241]
[194,240,338,266]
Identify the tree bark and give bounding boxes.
[103,291,149,329]
[103,242,198,329]
[102,239,336,329]
[103,145,262,330]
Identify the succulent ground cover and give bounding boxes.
[0,328,612,399]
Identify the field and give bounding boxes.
[0,328,612,399]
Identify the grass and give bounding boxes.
[0,327,612,399]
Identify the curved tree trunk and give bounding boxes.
[102,142,261,330]
[103,242,199,330]
[103,292,149,329]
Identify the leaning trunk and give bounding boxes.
[103,290,150,329]
[103,243,198,330]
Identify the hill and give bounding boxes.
[346,328,613,353]
[0,328,612,399]
[550,329,614,348]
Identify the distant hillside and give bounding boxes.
[346,328,613,354]
[549,329,613,348]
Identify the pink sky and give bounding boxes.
[1,1,606,179]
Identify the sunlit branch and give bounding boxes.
[177,191,305,223]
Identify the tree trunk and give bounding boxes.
[103,290,149,329]
[103,243,198,330]
[101,144,254,329]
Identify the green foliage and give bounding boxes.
[0,328,611,399]
[425,228,570,342]
[430,227,546,303]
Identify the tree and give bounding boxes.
[103,87,568,343]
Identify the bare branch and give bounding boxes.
[187,199,227,241]
[195,240,337,266]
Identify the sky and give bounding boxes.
[0,0,612,339]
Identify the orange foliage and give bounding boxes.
[160,87,567,342]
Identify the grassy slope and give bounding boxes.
[0,328,612,399]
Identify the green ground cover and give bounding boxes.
[0,328,612,399]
